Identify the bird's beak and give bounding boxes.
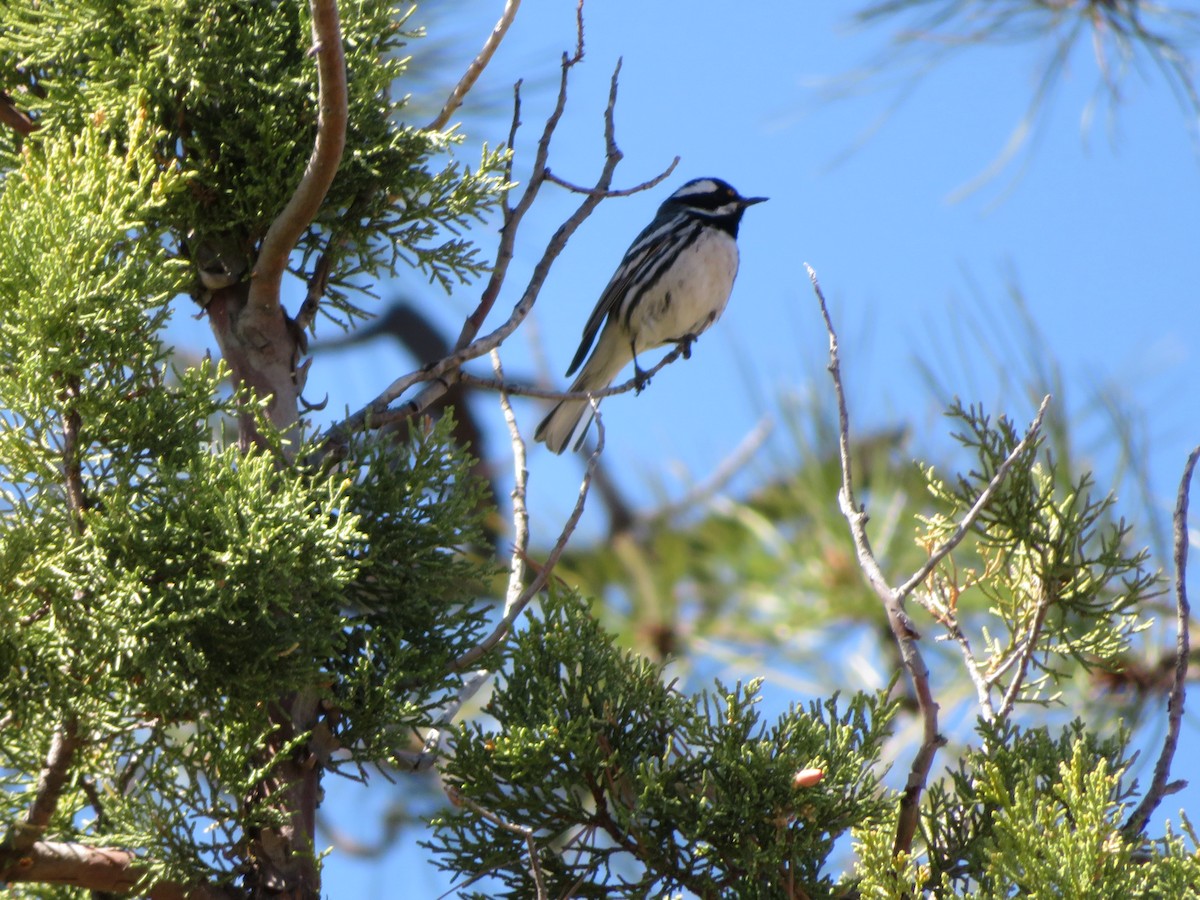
[740,196,768,207]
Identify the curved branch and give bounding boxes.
[425,0,522,132]
[1122,444,1198,838]
[247,0,347,319]
[544,159,679,197]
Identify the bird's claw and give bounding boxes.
[633,363,651,394]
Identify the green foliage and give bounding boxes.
[0,80,496,886]
[0,0,510,322]
[918,401,1158,707]
[908,719,1200,897]
[429,592,898,898]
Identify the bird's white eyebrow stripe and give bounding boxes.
[670,179,721,198]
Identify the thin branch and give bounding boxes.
[447,789,548,900]
[452,23,589,353]
[454,339,690,401]
[396,668,492,772]
[996,579,1054,719]
[807,263,942,857]
[544,158,679,197]
[398,349,533,773]
[451,401,604,673]
[495,349,532,620]
[896,395,1051,601]
[639,416,773,526]
[11,721,81,852]
[318,52,654,455]
[1122,444,1199,838]
[928,600,997,720]
[425,0,521,132]
[61,379,86,531]
[247,0,347,318]
[294,245,334,334]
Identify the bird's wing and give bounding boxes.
[564,214,692,377]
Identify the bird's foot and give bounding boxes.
[633,358,651,394]
[675,333,698,360]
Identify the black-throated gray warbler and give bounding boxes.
[534,177,766,454]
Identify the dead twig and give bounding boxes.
[1121,444,1198,838]
[318,42,672,456]
[450,401,603,673]
[453,338,690,402]
[809,263,942,857]
[294,246,334,334]
[544,159,679,197]
[426,0,521,132]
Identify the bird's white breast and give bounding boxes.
[628,229,740,353]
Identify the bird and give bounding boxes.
[534,177,766,454]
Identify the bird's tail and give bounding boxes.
[534,332,628,454]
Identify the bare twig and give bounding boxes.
[808,263,942,857]
[451,402,604,673]
[494,349,532,620]
[447,789,548,900]
[501,79,524,197]
[319,50,663,456]
[938,614,997,719]
[11,721,81,852]
[398,349,533,773]
[397,668,492,772]
[995,579,1054,720]
[294,246,334,334]
[426,0,521,132]
[896,396,1050,601]
[454,339,691,401]
[639,416,773,526]
[1122,444,1198,838]
[246,0,347,320]
[544,159,679,197]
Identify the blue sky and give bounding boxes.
[173,1,1200,893]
